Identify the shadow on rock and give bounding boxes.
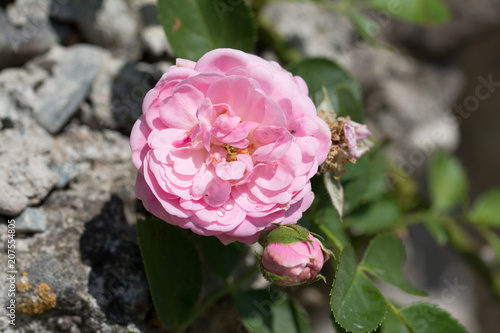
[79,194,151,326]
[110,62,162,134]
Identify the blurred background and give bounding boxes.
[0,0,499,332]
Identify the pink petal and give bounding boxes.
[169,144,206,176]
[249,65,274,96]
[216,160,246,181]
[252,131,293,162]
[142,154,192,218]
[207,76,266,123]
[191,164,214,200]
[261,98,286,127]
[204,176,231,207]
[160,84,203,130]
[263,243,309,269]
[181,72,224,96]
[130,115,151,172]
[195,48,250,73]
[175,58,196,68]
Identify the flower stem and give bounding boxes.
[317,223,343,256]
[176,266,260,332]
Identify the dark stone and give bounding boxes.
[80,195,151,325]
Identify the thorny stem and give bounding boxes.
[176,265,260,332]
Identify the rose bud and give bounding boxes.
[260,225,330,286]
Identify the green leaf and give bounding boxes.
[470,188,500,226]
[137,218,202,328]
[399,303,468,333]
[381,309,410,333]
[371,0,451,25]
[324,172,344,217]
[429,152,468,211]
[157,0,255,60]
[234,289,310,333]
[198,235,247,279]
[360,234,426,296]
[345,199,402,234]
[288,58,362,119]
[331,245,387,333]
[337,84,364,123]
[342,145,388,212]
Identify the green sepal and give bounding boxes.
[265,224,312,245]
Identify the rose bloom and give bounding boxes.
[261,233,327,286]
[131,48,331,244]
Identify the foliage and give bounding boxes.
[133,1,500,332]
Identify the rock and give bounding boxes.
[75,0,142,61]
[0,115,57,216]
[261,2,354,68]
[15,207,48,233]
[85,58,167,133]
[51,163,79,189]
[33,44,102,134]
[138,0,173,59]
[0,2,58,69]
[48,0,142,60]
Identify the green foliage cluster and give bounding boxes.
[134,0,500,332]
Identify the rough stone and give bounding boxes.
[0,120,158,332]
[51,162,79,189]
[0,119,57,216]
[33,44,102,134]
[15,207,48,233]
[75,0,142,61]
[138,0,173,59]
[0,1,58,69]
[84,57,167,133]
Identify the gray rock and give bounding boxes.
[138,0,173,59]
[16,207,48,233]
[74,0,142,61]
[0,116,57,216]
[0,122,157,332]
[50,0,140,57]
[261,2,354,68]
[34,44,102,134]
[0,2,58,69]
[51,163,79,189]
[85,58,167,133]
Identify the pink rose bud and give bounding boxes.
[260,225,329,286]
[130,48,332,244]
[343,120,371,160]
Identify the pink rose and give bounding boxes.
[130,48,331,244]
[260,225,328,286]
